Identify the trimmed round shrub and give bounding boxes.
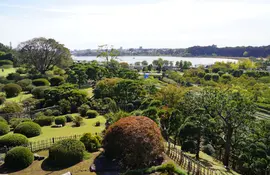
[65,115,74,122]
[80,133,101,152]
[55,116,66,126]
[14,122,41,138]
[33,116,54,126]
[78,104,90,117]
[95,121,101,126]
[126,103,134,112]
[48,139,85,167]
[4,146,34,170]
[86,110,99,118]
[32,78,50,86]
[1,101,23,113]
[217,71,224,76]
[17,79,32,91]
[9,118,32,129]
[31,86,49,99]
[6,73,22,81]
[0,122,9,136]
[103,116,164,168]
[0,116,8,124]
[0,134,28,147]
[3,83,22,98]
[50,76,65,86]
[202,144,215,156]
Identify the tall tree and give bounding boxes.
[97,44,119,64]
[18,37,72,74]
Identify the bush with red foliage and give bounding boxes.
[103,116,164,169]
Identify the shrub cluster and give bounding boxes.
[32,78,50,86]
[17,79,32,91]
[50,76,65,86]
[0,134,29,147]
[103,116,164,168]
[73,116,84,127]
[0,116,7,124]
[0,122,10,136]
[48,139,85,167]
[9,117,32,129]
[86,110,99,118]
[5,146,34,170]
[1,101,23,113]
[3,83,22,98]
[80,133,101,152]
[78,104,90,117]
[33,116,54,126]
[65,115,74,122]
[6,73,22,81]
[0,95,5,105]
[31,86,49,99]
[55,116,66,126]
[14,122,41,138]
[0,60,13,66]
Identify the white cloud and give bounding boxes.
[0,0,270,49]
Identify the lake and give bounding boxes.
[72,56,238,66]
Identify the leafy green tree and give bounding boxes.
[142,60,148,66]
[97,44,119,64]
[17,37,72,74]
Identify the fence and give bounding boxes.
[0,134,83,154]
[165,142,221,175]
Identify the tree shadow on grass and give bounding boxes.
[198,158,213,168]
[41,158,78,171]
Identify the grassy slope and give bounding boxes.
[0,92,33,108]
[0,67,17,77]
[29,115,106,142]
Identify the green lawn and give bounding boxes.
[29,115,106,142]
[0,67,17,77]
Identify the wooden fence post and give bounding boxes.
[52,137,55,144]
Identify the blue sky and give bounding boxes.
[0,0,270,49]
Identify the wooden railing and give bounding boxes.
[165,142,222,175]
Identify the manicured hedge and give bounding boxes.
[80,133,101,152]
[3,83,22,98]
[55,116,66,126]
[48,139,85,166]
[5,146,34,170]
[0,133,29,147]
[0,122,10,136]
[86,110,99,118]
[33,116,54,126]
[14,122,41,138]
[78,104,90,117]
[6,73,22,81]
[103,116,164,168]
[32,78,50,86]
[31,86,49,99]
[65,115,74,122]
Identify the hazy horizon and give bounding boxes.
[1,0,270,50]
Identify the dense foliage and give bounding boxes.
[3,83,22,98]
[80,133,101,152]
[4,147,34,170]
[14,122,41,138]
[103,116,164,168]
[48,139,85,166]
[55,116,66,126]
[0,122,10,136]
[0,134,29,147]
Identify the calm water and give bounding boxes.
[72,56,238,66]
